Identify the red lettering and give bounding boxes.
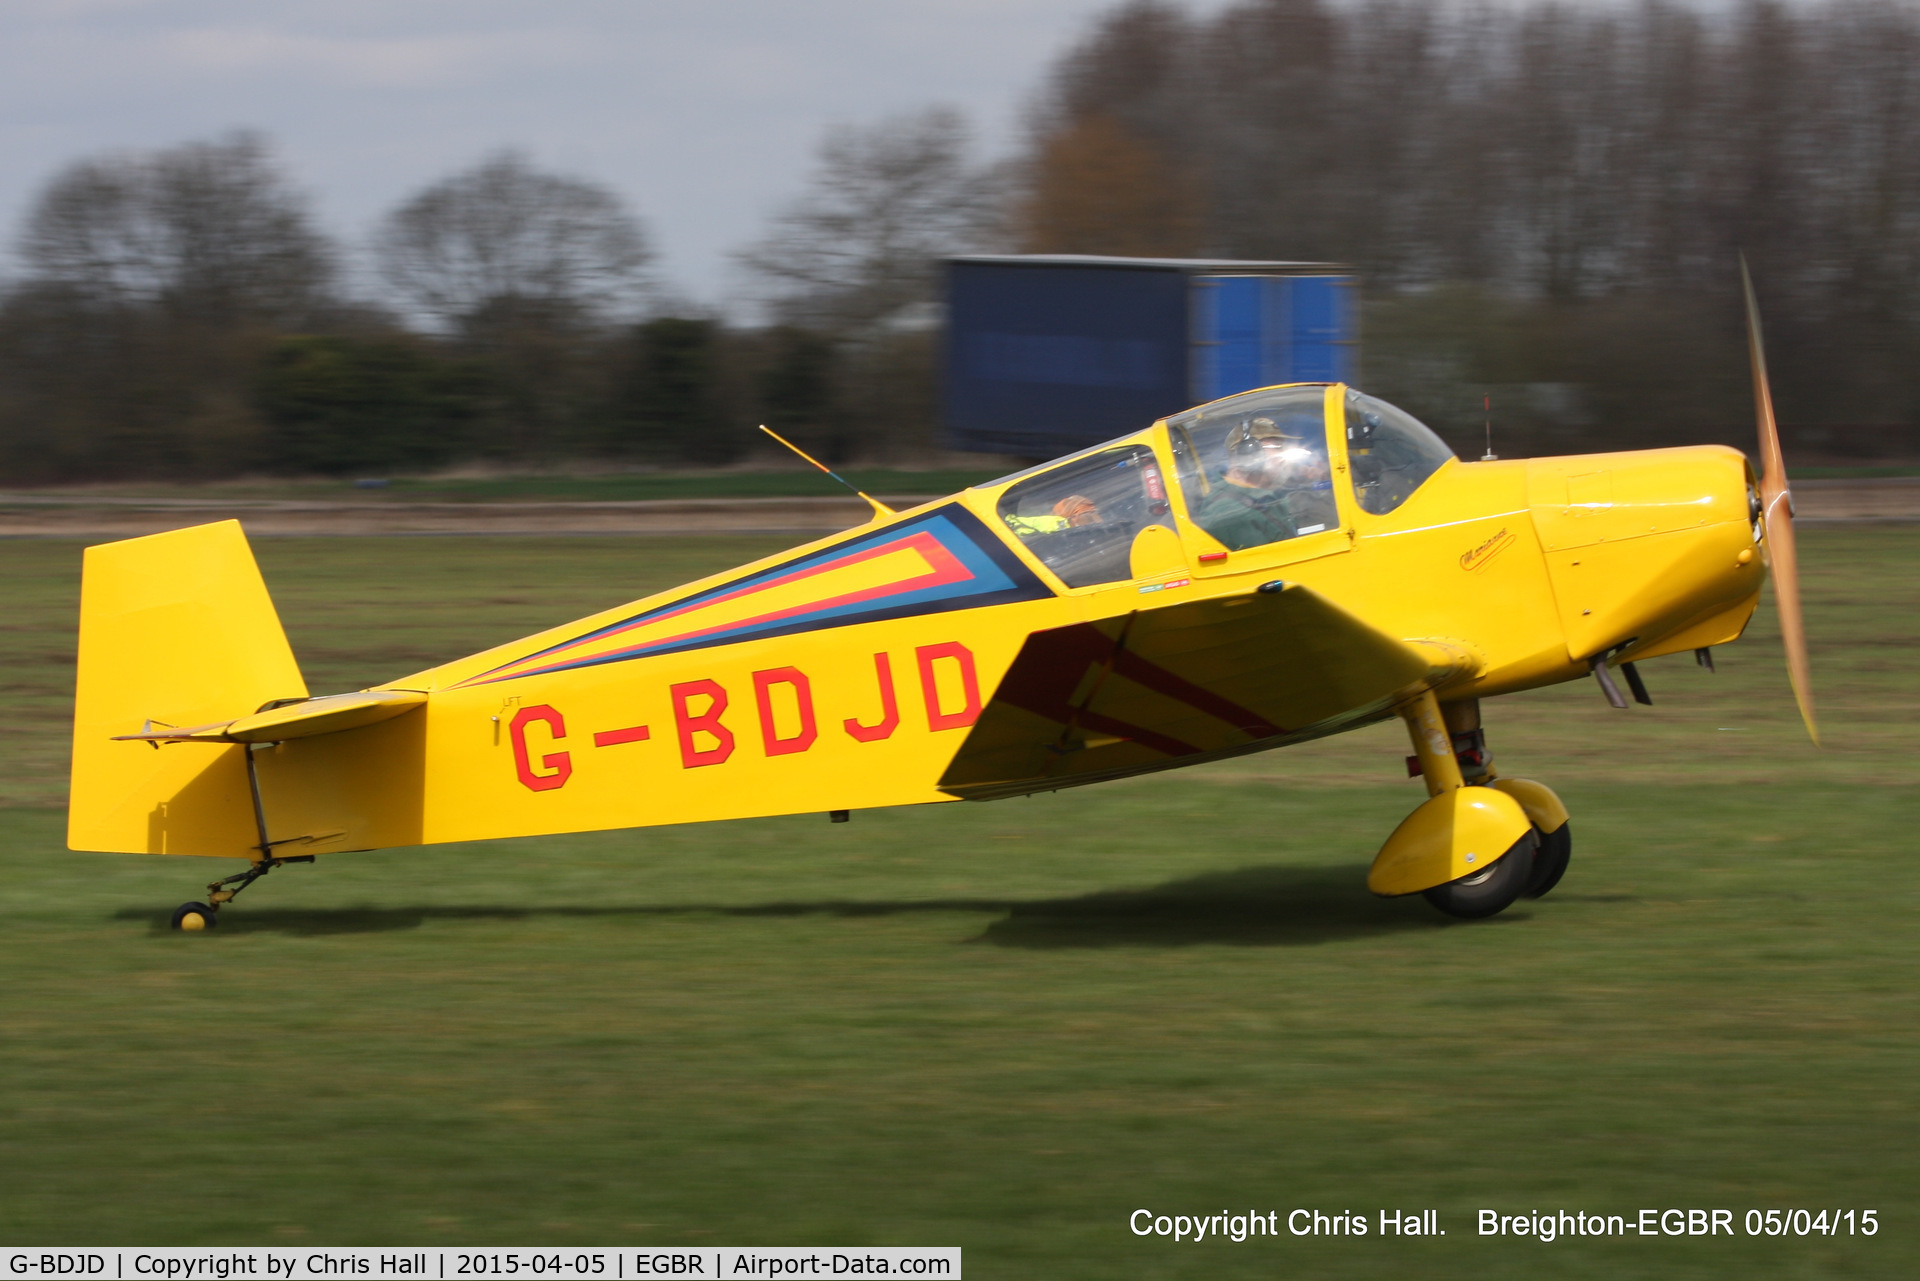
[671,679,735,767]
[843,652,900,742]
[592,724,651,747]
[916,641,981,731]
[753,667,818,756]
[510,705,572,791]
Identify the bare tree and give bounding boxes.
[17,131,335,327]
[735,107,1002,333]
[374,152,652,335]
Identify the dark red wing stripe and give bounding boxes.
[989,625,1114,722]
[991,621,1286,754]
[1073,709,1201,758]
[1107,647,1286,738]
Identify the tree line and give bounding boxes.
[0,112,998,483]
[0,136,848,481]
[1020,0,1920,457]
[3,0,1919,483]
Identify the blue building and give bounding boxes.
[943,255,1357,458]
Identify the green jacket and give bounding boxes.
[1189,484,1297,551]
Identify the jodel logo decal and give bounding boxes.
[1460,528,1516,573]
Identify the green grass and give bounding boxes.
[1,529,1915,1276]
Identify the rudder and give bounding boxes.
[69,521,308,856]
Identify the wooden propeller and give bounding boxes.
[1741,256,1819,745]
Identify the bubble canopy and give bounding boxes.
[979,384,1456,584]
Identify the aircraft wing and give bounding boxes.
[938,583,1457,800]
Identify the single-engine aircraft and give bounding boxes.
[69,267,1817,929]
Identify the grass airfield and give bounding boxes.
[0,527,1915,1277]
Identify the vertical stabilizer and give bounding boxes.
[69,521,307,856]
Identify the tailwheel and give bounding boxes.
[1526,823,1572,899]
[1423,830,1537,920]
[170,854,313,930]
[170,902,218,931]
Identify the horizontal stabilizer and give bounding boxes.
[939,584,1446,800]
[115,689,426,744]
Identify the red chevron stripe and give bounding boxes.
[481,531,972,680]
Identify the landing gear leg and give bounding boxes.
[1442,698,1573,899]
[1368,691,1535,918]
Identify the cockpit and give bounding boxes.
[1167,386,1340,551]
[986,384,1456,588]
[993,443,1173,588]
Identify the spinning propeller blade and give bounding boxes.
[1741,256,1819,745]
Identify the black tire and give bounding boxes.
[170,902,218,931]
[1525,822,1572,899]
[1422,830,1537,919]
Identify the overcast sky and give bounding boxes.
[0,0,1244,310]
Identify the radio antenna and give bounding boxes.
[1481,393,1498,461]
[758,425,895,520]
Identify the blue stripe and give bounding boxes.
[472,504,1052,682]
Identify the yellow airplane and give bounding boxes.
[69,268,1816,929]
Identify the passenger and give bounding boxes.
[1189,416,1334,549]
[1051,494,1101,526]
[1004,493,1100,537]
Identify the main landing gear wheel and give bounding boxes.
[170,902,218,931]
[1423,830,1537,920]
[1525,823,1572,899]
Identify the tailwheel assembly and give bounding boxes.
[167,853,313,931]
[167,742,319,931]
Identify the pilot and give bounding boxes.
[1189,416,1335,550]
